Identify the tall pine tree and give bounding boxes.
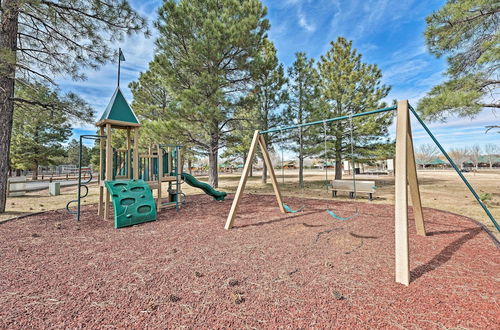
[285,52,321,187]
[419,0,499,121]
[0,0,147,212]
[10,83,73,179]
[149,0,270,187]
[251,39,288,184]
[318,37,392,179]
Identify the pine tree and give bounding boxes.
[66,139,91,167]
[0,0,147,212]
[250,39,288,184]
[221,117,256,175]
[318,37,392,180]
[10,83,73,179]
[149,0,270,188]
[129,59,203,172]
[419,0,499,120]
[285,52,321,187]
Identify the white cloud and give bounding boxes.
[383,59,430,84]
[297,10,316,32]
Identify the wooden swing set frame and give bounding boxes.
[225,100,426,286]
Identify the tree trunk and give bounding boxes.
[334,127,343,180]
[0,0,19,213]
[32,164,38,181]
[188,159,192,175]
[261,161,267,183]
[208,134,218,188]
[298,127,304,188]
[180,153,185,173]
[334,151,342,180]
[244,152,253,177]
[208,150,218,188]
[261,135,269,183]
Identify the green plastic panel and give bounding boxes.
[104,180,157,229]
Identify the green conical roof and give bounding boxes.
[97,87,140,127]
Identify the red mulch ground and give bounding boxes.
[0,194,498,328]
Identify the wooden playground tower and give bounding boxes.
[96,87,183,220]
[225,100,426,286]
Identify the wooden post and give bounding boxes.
[177,146,182,194]
[133,128,139,180]
[406,116,426,236]
[148,146,153,182]
[395,100,410,285]
[258,135,285,213]
[225,130,261,230]
[104,124,113,220]
[126,128,131,179]
[167,147,172,174]
[157,144,162,211]
[98,126,105,216]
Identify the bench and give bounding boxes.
[7,176,27,197]
[331,180,377,200]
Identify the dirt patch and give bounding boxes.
[0,194,498,328]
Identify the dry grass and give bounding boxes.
[2,169,499,237]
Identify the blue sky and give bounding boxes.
[62,0,498,150]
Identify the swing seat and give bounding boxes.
[326,209,359,221]
[283,203,305,213]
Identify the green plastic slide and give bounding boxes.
[180,172,227,201]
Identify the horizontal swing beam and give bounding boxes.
[259,105,397,135]
[409,105,500,233]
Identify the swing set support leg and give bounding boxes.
[395,100,426,286]
[224,102,429,287]
[225,131,285,230]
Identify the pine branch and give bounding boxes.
[40,1,139,30]
[15,63,56,84]
[11,97,57,109]
[479,103,500,108]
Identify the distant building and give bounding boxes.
[416,158,448,168]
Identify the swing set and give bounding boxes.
[225,100,500,286]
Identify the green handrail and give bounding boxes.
[409,105,499,232]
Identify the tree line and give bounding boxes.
[130,0,393,189]
[416,143,500,169]
[0,0,497,213]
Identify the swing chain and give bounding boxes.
[348,110,357,200]
[323,121,330,189]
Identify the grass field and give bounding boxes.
[2,169,499,237]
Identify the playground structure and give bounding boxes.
[67,85,226,228]
[225,100,499,286]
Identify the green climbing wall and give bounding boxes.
[104,180,157,229]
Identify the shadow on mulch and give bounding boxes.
[233,209,325,229]
[349,232,380,239]
[410,227,483,282]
